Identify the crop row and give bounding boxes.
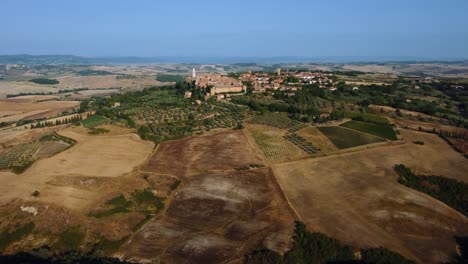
[284,134,320,154]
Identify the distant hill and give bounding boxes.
[0,54,467,65]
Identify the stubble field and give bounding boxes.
[272,129,468,263]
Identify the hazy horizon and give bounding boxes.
[1,0,468,58]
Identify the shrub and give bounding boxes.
[29,78,59,85]
[54,226,85,251]
[170,179,182,190]
[0,223,35,252]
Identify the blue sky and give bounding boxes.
[1,0,467,58]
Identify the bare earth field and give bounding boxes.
[0,125,154,211]
[122,169,294,264]
[123,130,295,263]
[0,95,79,122]
[272,129,468,263]
[143,130,263,177]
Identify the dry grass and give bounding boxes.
[0,125,154,211]
[0,96,79,123]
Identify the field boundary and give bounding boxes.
[268,167,302,222]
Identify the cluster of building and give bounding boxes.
[238,70,336,93]
[185,68,246,100]
[184,68,339,100]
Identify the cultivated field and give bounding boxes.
[318,126,385,149]
[341,120,397,140]
[295,127,339,154]
[245,124,307,162]
[273,129,468,263]
[143,130,263,177]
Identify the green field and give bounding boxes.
[155,74,185,83]
[340,121,397,140]
[82,115,107,128]
[317,126,384,149]
[248,112,299,129]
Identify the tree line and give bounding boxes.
[31,115,83,129]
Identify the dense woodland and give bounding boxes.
[394,164,468,217]
[244,221,415,264]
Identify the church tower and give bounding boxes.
[192,67,196,78]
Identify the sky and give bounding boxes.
[1,0,467,59]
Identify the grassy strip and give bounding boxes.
[394,164,468,217]
[89,195,132,218]
[131,189,165,214]
[90,190,165,218]
[0,223,35,252]
[341,120,397,140]
[88,128,110,135]
[82,115,107,128]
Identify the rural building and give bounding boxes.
[184,91,192,98]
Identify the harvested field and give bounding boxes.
[40,126,154,178]
[121,169,295,264]
[318,126,384,149]
[245,124,307,162]
[273,129,468,263]
[143,130,263,177]
[0,76,163,98]
[0,125,154,211]
[296,127,338,154]
[0,96,79,123]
